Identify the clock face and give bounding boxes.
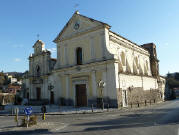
[74,21,80,30]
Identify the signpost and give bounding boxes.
[24,107,32,128]
[14,107,19,126]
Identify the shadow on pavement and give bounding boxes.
[57,107,179,134]
[0,129,52,135]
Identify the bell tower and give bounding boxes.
[141,43,159,77]
[33,40,45,55]
[29,40,51,77]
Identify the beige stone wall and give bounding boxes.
[119,74,158,90]
[117,87,162,108]
[117,73,163,107]
[158,76,166,101]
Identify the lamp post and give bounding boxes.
[48,83,54,91]
[48,83,54,106]
[98,80,106,109]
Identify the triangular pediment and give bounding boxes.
[53,11,110,43]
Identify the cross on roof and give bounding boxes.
[74,3,79,11]
[37,34,40,40]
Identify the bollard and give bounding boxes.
[91,104,94,113]
[154,99,155,103]
[131,103,132,108]
[41,105,46,120]
[42,113,45,120]
[27,115,29,128]
[137,102,140,108]
[145,100,147,106]
[15,108,19,126]
[102,102,104,110]
[150,100,151,105]
[107,104,109,112]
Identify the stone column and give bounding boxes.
[55,45,61,69]
[30,83,34,99]
[65,75,69,105]
[60,46,63,66]
[90,36,95,61]
[100,32,106,59]
[91,70,97,98]
[29,82,32,99]
[44,78,48,99]
[102,71,107,98]
[29,59,32,76]
[32,58,35,76]
[64,45,68,66]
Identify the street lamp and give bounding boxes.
[48,83,54,106]
[48,83,54,91]
[98,80,106,109]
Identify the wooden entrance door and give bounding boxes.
[36,87,41,100]
[50,91,54,104]
[76,84,87,107]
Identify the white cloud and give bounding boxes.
[12,44,24,48]
[14,58,21,62]
[48,48,57,53]
[165,43,169,46]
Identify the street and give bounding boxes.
[0,99,179,135]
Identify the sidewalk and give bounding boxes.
[0,101,165,116]
[0,105,114,116]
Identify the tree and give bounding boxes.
[174,73,179,81]
[0,73,5,85]
[3,75,10,85]
[167,78,179,89]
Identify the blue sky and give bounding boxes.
[0,0,178,75]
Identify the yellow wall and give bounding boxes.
[58,30,104,67]
[94,35,102,59]
[61,38,91,66]
[61,76,66,98]
[88,74,93,98]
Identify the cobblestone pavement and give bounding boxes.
[0,99,179,135]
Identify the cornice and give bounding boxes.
[110,35,150,57]
[119,72,156,79]
[52,58,114,73]
[56,25,106,43]
[29,51,51,60]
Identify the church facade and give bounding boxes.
[24,11,166,107]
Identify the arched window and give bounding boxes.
[146,60,149,71]
[36,65,40,76]
[121,52,126,66]
[76,47,82,65]
[134,57,139,68]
